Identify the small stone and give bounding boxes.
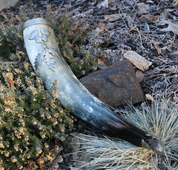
[80,60,144,107]
[136,70,145,83]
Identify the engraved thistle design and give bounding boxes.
[29,28,59,72]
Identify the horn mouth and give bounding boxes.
[22,18,54,31]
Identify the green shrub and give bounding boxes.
[0,6,99,168]
[50,14,98,78]
[0,61,76,169]
[0,9,95,170]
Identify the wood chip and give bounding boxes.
[124,51,152,71]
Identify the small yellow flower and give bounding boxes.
[18,113,22,118]
[32,119,38,125]
[52,91,58,99]
[0,142,4,149]
[0,150,4,154]
[17,135,21,139]
[17,33,23,39]
[36,147,42,154]
[3,31,7,36]
[80,60,84,65]
[27,154,30,159]
[30,72,36,76]
[11,156,17,163]
[53,120,58,126]
[23,62,29,70]
[47,114,51,119]
[4,94,16,106]
[55,146,60,151]
[19,165,23,169]
[19,127,23,133]
[33,98,37,101]
[54,112,59,118]
[24,135,29,141]
[14,144,19,151]
[0,167,4,170]
[50,102,56,109]
[5,107,14,113]
[61,127,65,132]
[42,134,46,138]
[19,119,23,122]
[5,152,9,157]
[61,138,65,142]
[59,108,64,113]
[0,159,3,164]
[38,125,43,130]
[81,70,86,75]
[39,158,45,164]
[40,112,45,117]
[44,143,49,148]
[38,86,43,92]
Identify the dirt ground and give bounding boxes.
[0,0,178,169]
[1,0,178,102]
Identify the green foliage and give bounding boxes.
[0,11,88,169]
[0,9,98,78]
[0,6,99,169]
[0,19,25,62]
[0,62,76,169]
[46,13,98,78]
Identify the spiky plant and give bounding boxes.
[71,99,178,169]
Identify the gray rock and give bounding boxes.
[0,0,19,11]
[80,60,144,107]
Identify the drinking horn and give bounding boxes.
[22,18,165,153]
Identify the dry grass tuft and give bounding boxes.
[71,99,178,169]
